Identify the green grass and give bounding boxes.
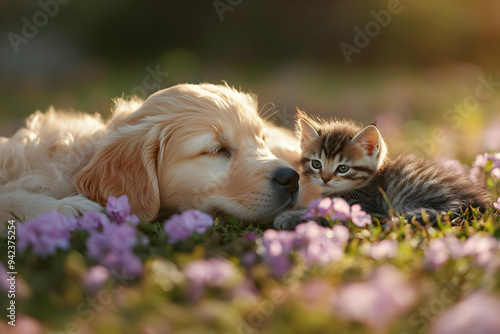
[1,169,499,333]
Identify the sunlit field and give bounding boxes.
[2,1,500,333]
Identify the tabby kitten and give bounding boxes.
[274,110,491,230]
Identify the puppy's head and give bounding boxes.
[76,83,299,223]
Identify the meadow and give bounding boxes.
[1,149,500,333]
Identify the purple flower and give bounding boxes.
[329,198,352,222]
[83,265,110,292]
[295,222,349,265]
[490,153,500,170]
[184,258,237,287]
[261,229,297,277]
[244,232,257,242]
[183,258,237,300]
[350,204,372,227]
[164,210,214,244]
[463,234,499,270]
[366,240,398,260]
[77,211,111,231]
[301,197,372,226]
[301,198,333,219]
[106,195,139,226]
[474,153,500,171]
[18,211,77,257]
[429,291,500,334]
[262,229,297,256]
[241,251,258,267]
[86,223,142,276]
[424,238,452,270]
[425,234,499,271]
[494,197,500,210]
[332,265,416,330]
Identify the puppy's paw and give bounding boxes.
[58,195,103,217]
[273,207,307,230]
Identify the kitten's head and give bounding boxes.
[297,110,388,195]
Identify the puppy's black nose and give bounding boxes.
[273,168,299,195]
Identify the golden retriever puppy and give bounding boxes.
[0,83,301,224]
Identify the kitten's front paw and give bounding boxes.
[273,208,307,230]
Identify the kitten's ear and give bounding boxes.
[296,108,319,143]
[298,118,319,142]
[352,125,382,156]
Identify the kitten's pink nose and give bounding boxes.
[322,177,330,183]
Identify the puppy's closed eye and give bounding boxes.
[205,146,232,159]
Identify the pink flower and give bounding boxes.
[332,265,416,330]
[295,222,349,265]
[429,291,500,334]
[106,195,139,226]
[474,153,500,171]
[83,265,110,292]
[494,197,500,210]
[425,235,500,271]
[463,234,499,270]
[18,211,77,257]
[183,258,237,300]
[260,224,350,276]
[163,210,214,244]
[366,240,398,260]
[473,153,489,168]
[350,204,372,227]
[10,315,43,334]
[424,238,452,270]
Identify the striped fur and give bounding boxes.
[298,112,492,223]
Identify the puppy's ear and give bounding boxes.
[75,123,161,222]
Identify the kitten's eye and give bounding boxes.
[311,159,322,170]
[337,165,350,173]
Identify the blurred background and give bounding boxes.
[1,0,499,161]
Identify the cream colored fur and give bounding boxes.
[0,83,301,224]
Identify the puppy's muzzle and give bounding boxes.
[272,168,299,196]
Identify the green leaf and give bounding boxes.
[493,227,500,239]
